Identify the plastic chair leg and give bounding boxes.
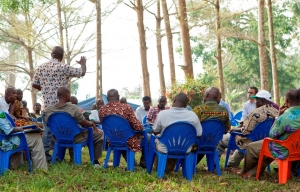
[0,153,10,174]
[147,151,156,174]
[73,145,82,165]
[25,149,32,172]
[278,160,289,184]
[103,147,112,169]
[51,143,58,165]
[57,146,66,162]
[113,150,122,167]
[184,154,194,181]
[126,149,135,172]
[267,165,271,172]
[157,153,167,179]
[298,162,300,177]
[224,145,231,168]
[256,154,265,180]
[214,150,221,176]
[175,159,182,172]
[193,153,198,174]
[206,154,214,172]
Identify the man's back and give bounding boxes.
[45,102,85,124]
[33,59,82,110]
[193,101,230,132]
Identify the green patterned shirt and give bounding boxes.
[193,101,230,132]
[0,109,20,152]
[268,106,300,159]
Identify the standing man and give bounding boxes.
[135,96,152,123]
[147,96,169,124]
[32,46,87,162]
[240,86,258,124]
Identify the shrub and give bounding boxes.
[166,78,207,109]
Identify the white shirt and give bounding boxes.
[89,110,100,122]
[135,106,151,123]
[240,100,256,121]
[0,97,10,113]
[153,107,202,153]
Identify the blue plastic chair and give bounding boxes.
[36,116,43,123]
[142,115,152,133]
[234,111,242,122]
[230,111,239,126]
[101,114,148,172]
[147,122,197,181]
[193,119,225,175]
[47,112,95,165]
[224,118,275,169]
[0,113,33,175]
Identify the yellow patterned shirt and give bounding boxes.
[193,101,230,132]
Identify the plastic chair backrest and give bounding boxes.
[197,119,225,150]
[273,129,300,158]
[4,112,15,127]
[234,111,242,121]
[47,112,84,143]
[157,121,197,155]
[142,115,147,125]
[101,114,135,146]
[248,118,275,141]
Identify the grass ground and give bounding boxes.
[0,149,299,192]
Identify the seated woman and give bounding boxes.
[30,103,42,119]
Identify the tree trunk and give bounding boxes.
[258,0,269,91]
[267,0,279,104]
[135,0,151,97]
[7,46,16,87]
[63,10,72,91]
[177,0,194,79]
[215,0,225,100]
[96,0,103,100]
[161,0,176,85]
[57,0,64,49]
[28,49,37,105]
[156,0,166,96]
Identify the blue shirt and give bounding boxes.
[241,100,256,121]
[0,109,20,152]
[219,100,232,121]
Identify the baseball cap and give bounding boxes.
[250,90,272,101]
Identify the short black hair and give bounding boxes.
[142,96,151,102]
[249,86,258,94]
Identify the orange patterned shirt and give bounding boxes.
[98,101,143,152]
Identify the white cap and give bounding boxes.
[250,90,272,101]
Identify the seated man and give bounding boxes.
[45,87,104,166]
[193,87,230,164]
[89,99,104,125]
[98,89,145,167]
[217,90,279,168]
[237,89,300,178]
[152,93,202,172]
[30,103,42,119]
[240,86,259,124]
[135,96,152,123]
[147,96,169,124]
[120,97,127,104]
[0,87,47,171]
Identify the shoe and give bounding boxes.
[139,161,147,168]
[231,168,242,175]
[94,164,101,168]
[242,172,254,179]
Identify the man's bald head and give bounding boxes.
[173,93,189,108]
[285,89,300,107]
[51,46,64,61]
[70,96,78,105]
[204,87,221,103]
[107,89,119,102]
[5,87,17,103]
[96,99,104,109]
[57,87,70,99]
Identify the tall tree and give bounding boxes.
[258,0,269,90]
[161,0,176,85]
[215,0,225,100]
[177,0,194,78]
[95,0,103,100]
[125,0,151,97]
[267,0,279,104]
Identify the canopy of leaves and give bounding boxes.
[0,0,49,13]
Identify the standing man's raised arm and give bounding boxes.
[76,56,87,76]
